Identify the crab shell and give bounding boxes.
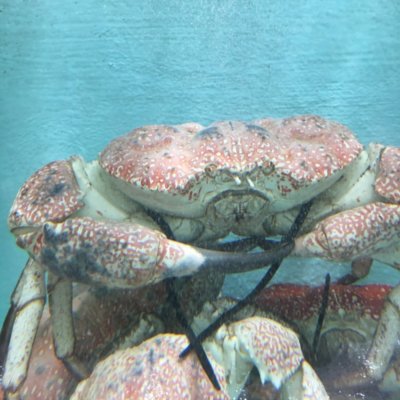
[99,116,362,224]
[256,283,391,325]
[70,334,230,400]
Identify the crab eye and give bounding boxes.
[205,164,218,176]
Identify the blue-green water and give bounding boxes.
[0,0,399,324]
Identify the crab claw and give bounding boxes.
[15,216,293,289]
[70,334,230,400]
[8,159,84,233]
[207,316,329,399]
[293,202,400,266]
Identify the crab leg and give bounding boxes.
[1,259,45,394]
[47,273,89,379]
[281,360,330,400]
[381,353,400,394]
[370,276,400,395]
[365,285,400,382]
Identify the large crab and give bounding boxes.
[1,115,399,396]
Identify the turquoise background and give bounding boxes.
[1,1,399,323]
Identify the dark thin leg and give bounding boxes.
[145,209,221,390]
[180,200,313,359]
[166,278,221,390]
[197,237,279,252]
[144,208,176,240]
[180,259,283,358]
[312,273,331,364]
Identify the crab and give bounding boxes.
[1,115,399,396]
[70,322,328,400]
